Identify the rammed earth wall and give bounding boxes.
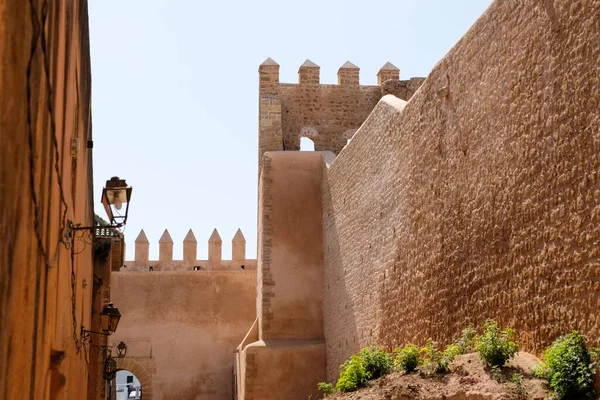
[322,0,600,380]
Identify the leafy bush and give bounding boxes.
[393,344,421,373]
[336,354,368,392]
[317,382,334,397]
[359,345,393,380]
[420,339,459,374]
[476,319,519,367]
[335,346,393,392]
[533,331,596,399]
[454,324,477,354]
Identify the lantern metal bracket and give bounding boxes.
[69,221,123,233]
[81,326,112,343]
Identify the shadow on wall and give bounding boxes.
[321,168,359,381]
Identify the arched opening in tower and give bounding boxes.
[115,370,142,399]
[300,137,315,151]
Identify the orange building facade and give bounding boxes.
[0,1,113,399]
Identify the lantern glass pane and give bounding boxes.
[100,314,110,332]
[110,315,121,333]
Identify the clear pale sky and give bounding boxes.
[88,0,493,261]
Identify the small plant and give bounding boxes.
[359,345,393,380]
[393,344,421,373]
[533,331,596,399]
[335,345,393,392]
[490,365,504,382]
[419,339,459,375]
[336,354,368,392]
[510,373,527,398]
[476,319,519,367]
[317,382,335,397]
[454,324,477,354]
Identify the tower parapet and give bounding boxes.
[299,59,320,85]
[135,229,150,263]
[232,228,246,267]
[125,228,256,272]
[183,229,197,263]
[337,61,360,85]
[208,229,223,268]
[158,229,173,261]
[377,62,400,85]
[259,58,280,94]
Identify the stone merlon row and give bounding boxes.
[260,58,401,86]
[134,228,246,265]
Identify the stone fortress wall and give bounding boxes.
[321,0,600,381]
[110,228,257,399]
[113,0,600,397]
[110,270,256,400]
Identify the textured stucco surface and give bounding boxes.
[257,152,325,340]
[110,271,256,400]
[0,1,97,399]
[322,0,600,381]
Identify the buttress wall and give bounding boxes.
[322,0,600,381]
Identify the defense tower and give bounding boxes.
[258,58,425,170]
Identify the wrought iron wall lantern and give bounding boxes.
[71,176,132,234]
[81,302,122,341]
[101,176,132,228]
[116,341,128,358]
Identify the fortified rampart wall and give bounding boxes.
[110,271,257,400]
[124,228,256,271]
[322,0,600,380]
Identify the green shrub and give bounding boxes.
[335,346,393,392]
[359,345,393,380]
[393,344,421,373]
[336,354,368,392]
[534,331,596,399]
[317,382,334,397]
[476,319,519,367]
[490,365,504,383]
[510,373,527,397]
[420,339,459,374]
[454,325,477,354]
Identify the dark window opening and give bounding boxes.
[241,265,245,270]
[148,266,153,271]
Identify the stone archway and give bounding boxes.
[115,357,156,399]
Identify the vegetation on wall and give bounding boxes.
[318,321,599,399]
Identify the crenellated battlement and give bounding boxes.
[257,58,425,166]
[259,58,406,87]
[124,228,256,272]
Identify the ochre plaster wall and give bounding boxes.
[242,340,326,400]
[0,1,97,399]
[110,271,256,400]
[322,0,600,380]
